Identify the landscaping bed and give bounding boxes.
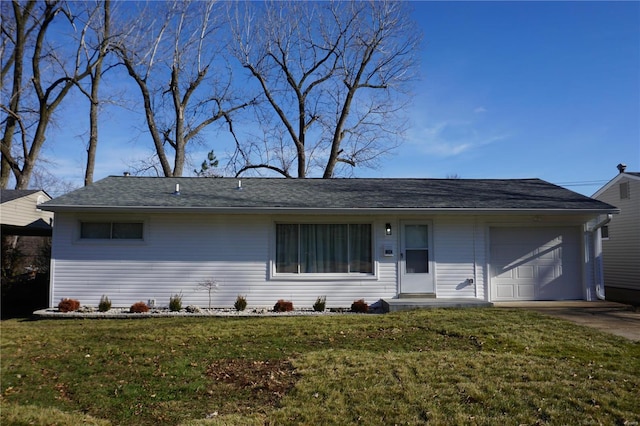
[32,306,351,319]
[34,296,376,319]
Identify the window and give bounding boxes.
[80,222,143,239]
[276,224,372,274]
[601,225,609,240]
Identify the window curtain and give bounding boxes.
[276,224,299,273]
[276,223,373,274]
[349,224,372,273]
[301,224,348,273]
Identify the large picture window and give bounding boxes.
[276,224,372,274]
[80,222,144,240]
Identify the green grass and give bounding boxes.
[1,309,639,425]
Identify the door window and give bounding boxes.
[405,224,429,274]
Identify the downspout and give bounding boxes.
[473,217,478,299]
[590,214,612,300]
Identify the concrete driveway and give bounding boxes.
[494,301,640,341]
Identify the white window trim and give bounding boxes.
[270,220,379,281]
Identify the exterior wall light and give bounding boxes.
[385,223,392,236]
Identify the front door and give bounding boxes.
[400,222,434,295]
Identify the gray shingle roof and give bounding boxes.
[1,189,42,204]
[41,176,617,213]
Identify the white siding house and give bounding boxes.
[593,165,640,305]
[42,177,617,309]
[1,189,53,232]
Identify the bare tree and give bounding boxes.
[0,1,95,189]
[30,166,77,197]
[112,1,252,178]
[229,1,421,178]
[70,0,112,186]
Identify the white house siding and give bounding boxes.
[432,216,485,299]
[1,191,52,227]
[50,212,599,308]
[595,176,640,301]
[52,213,269,308]
[51,213,399,309]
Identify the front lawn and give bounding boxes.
[1,309,639,425]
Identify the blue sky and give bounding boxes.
[45,1,639,196]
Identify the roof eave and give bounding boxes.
[41,205,620,215]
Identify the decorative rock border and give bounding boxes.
[33,307,358,319]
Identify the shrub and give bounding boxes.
[313,296,326,312]
[58,298,80,313]
[234,295,247,311]
[351,299,369,313]
[169,293,183,312]
[98,295,111,312]
[186,305,201,313]
[273,299,294,312]
[129,301,150,313]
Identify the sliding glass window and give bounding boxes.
[80,222,143,240]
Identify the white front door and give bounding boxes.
[400,221,434,294]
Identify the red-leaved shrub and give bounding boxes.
[129,301,150,313]
[58,298,80,312]
[351,299,368,313]
[273,299,294,312]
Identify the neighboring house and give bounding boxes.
[1,190,53,316]
[593,164,640,305]
[1,189,53,236]
[41,176,617,309]
[1,189,53,277]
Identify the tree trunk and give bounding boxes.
[84,0,110,186]
[1,1,33,189]
[84,77,99,186]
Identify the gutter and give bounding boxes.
[588,214,612,300]
[38,205,620,216]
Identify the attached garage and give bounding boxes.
[490,227,582,301]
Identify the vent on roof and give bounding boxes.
[237,180,243,191]
[173,183,180,195]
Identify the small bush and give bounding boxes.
[234,295,247,311]
[129,301,150,313]
[58,298,80,313]
[169,293,182,312]
[351,299,369,313]
[98,295,111,312]
[273,299,294,312]
[186,305,201,313]
[313,296,326,312]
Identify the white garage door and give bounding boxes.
[490,227,582,301]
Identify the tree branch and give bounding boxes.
[234,163,292,178]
